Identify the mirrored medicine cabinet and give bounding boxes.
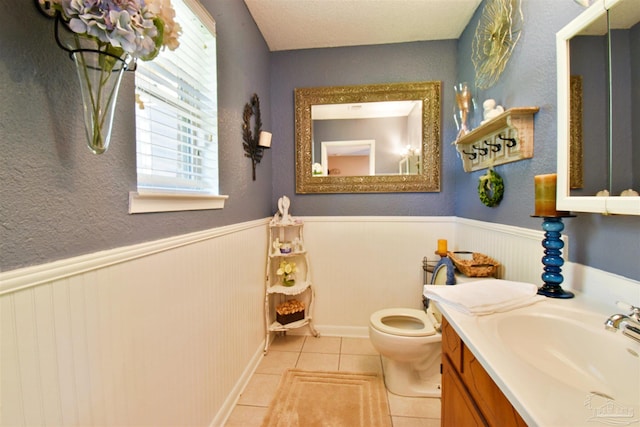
[556,0,640,215]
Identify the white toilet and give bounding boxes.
[368,260,451,397]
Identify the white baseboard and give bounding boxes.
[287,325,370,338]
[211,340,266,427]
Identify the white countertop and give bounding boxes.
[435,291,640,426]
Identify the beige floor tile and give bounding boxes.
[387,393,441,418]
[237,373,281,407]
[341,337,379,355]
[339,354,383,374]
[268,334,305,352]
[296,352,340,371]
[301,335,342,353]
[224,405,268,427]
[229,335,444,427]
[391,416,441,427]
[256,350,299,375]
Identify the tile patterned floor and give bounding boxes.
[224,335,441,427]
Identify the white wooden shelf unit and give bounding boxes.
[264,220,318,353]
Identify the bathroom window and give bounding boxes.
[130,0,227,213]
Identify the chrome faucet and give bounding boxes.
[605,301,640,343]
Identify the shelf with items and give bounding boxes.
[454,107,539,173]
[267,252,310,289]
[266,286,316,333]
[264,196,318,353]
[269,249,308,258]
[264,252,317,350]
[269,222,306,257]
[266,281,311,296]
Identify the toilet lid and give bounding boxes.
[428,259,453,329]
[370,308,437,337]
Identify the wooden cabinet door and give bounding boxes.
[442,356,488,427]
[441,317,463,372]
[441,316,527,427]
[462,346,527,427]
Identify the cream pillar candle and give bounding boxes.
[534,174,558,217]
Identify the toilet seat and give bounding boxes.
[370,308,437,337]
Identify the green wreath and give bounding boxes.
[478,169,504,207]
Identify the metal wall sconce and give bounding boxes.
[243,93,271,180]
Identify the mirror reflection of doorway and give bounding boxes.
[320,140,376,176]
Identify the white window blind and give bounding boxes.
[134,0,218,196]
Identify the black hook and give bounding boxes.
[484,140,502,153]
[462,150,477,160]
[473,145,488,156]
[498,134,517,148]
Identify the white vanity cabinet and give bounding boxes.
[264,221,318,352]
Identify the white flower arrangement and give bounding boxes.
[49,0,181,61]
[276,260,297,286]
[42,0,183,154]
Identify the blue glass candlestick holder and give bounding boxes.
[535,216,575,299]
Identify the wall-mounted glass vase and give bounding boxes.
[453,82,477,140]
[71,49,130,154]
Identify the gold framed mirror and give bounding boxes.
[294,81,441,194]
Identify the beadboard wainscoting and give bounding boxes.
[1,219,269,427]
[2,216,575,426]
[454,217,549,285]
[301,216,457,337]
[300,216,549,337]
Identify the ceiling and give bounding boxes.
[243,0,483,51]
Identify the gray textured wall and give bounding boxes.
[454,0,639,280]
[2,0,638,280]
[0,0,272,271]
[269,0,639,280]
[270,41,459,216]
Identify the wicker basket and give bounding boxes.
[277,310,304,325]
[447,251,500,277]
[276,299,305,325]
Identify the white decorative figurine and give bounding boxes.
[272,238,281,253]
[271,195,295,225]
[621,189,639,197]
[481,99,505,125]
[292,237,302,252]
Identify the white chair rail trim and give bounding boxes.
[0,218,269,296]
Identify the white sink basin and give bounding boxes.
[494,307,640,408]
[438,294,640,425]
